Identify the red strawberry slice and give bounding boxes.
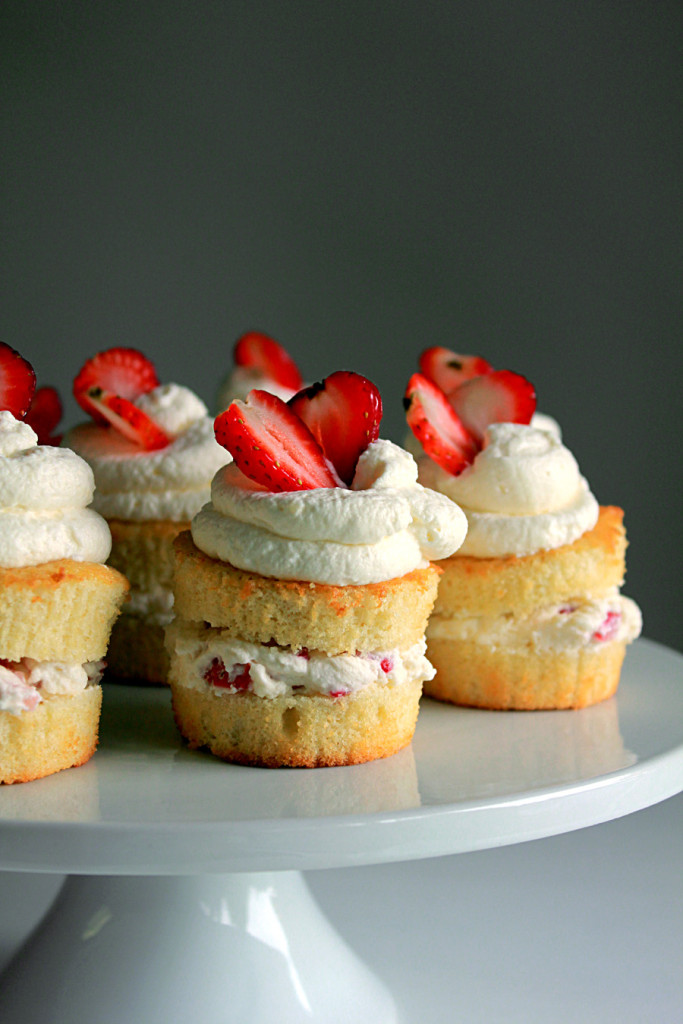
[74,347,160,424]
[25,386,63,445]
[214,389,341,491]
[404,373,477,476]
[85,387,171,450]
[419,347,492,394]
[234,331,303,392]
[0,342,36,419]
[288,370,383,485]
[449,369,536,443]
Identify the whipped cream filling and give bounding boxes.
[0,659,104,715]
[0,412,112,567]
[418,423,599,557]
[216,367,299,411]
[167,619,434,699]
[427,592,642,652]
[124,586,175,626]
[64,384,229,522]
[191,440,468,585]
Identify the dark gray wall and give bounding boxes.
[2,2,681,650]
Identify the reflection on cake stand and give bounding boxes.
[0,639,681,1023]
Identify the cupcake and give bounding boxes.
[167,371,467,767]
[0,344,128,784]
[64,347,228,683]
[216,330,304,411]
[404,356,642,710]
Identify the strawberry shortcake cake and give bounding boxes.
[404,350,642,710]
[0,344,128,784]
[167,370,467,767]
[216,330,304,411]
[64,347,228,683]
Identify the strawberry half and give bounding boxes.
[234,331,303,392]
[404,373,477,476]
[74,347,160,424]
[85,387,171,450]
[449,369,536,443]
[215,389,340,491]
[288,370,382,485]
[25,386,63,445]
[0,342,36,419]
[419,346,492,394]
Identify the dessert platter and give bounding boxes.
[0,638,681,1023]
[0,338,680,1021]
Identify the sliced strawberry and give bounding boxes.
[25,386,63,445]
[74,347,159,424]
[234,331,303,391]
[287,370,382,485]
[404,373,477,476]
[0,342,36,419]
[449,369,536,443]
[85,387,170,450]
[214,389,340,491]
[419,347,492,394]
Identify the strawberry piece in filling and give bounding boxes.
[203,658,252,691]
[593,610,622,643]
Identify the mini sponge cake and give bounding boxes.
[167,531,440,767]
[0,558,128,784]
[426,507,642,710]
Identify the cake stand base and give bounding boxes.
[0,871,396,1024]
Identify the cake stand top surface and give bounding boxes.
[1,638,681,875]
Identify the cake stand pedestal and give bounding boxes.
[1,639,682,1024]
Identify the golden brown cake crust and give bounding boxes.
[0,686,102,784]
[0,560,129,662]
[425,636,627,710]
[170,677,423,767]
[172,531,441,655]
[435,506,626,618]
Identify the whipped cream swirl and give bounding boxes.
[0,411,111,568]
[216,367,298,411]
[418,423,599,557]
[64,384,229,522]
[192,439,468,585]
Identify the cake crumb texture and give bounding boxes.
[0,560,129,662]
[172,531,440,655]
[0,686,102,784]
[426,637,627,710]
[170,677,423,767]
[434,506,626,618]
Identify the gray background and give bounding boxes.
[2,1,680,650]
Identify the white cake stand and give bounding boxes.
[0,638,682,1024]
